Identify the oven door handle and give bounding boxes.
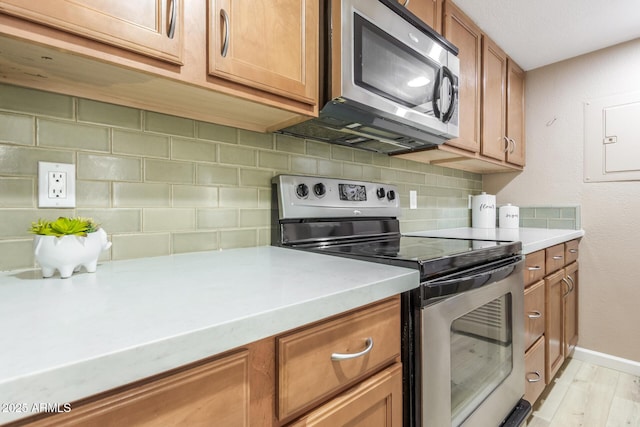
[422,256,523,300]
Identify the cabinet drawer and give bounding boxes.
[524,336,546,405]
[565,239,580,264]
[288,363,403,427]
[277,297,400,421]
[545,244,565,274]
[524,279,545,349]
[524,250,545,287]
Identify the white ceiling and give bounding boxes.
[451,0,640,71]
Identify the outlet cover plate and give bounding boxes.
[38,161,76,208]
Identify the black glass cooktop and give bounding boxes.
[305,236,521,280]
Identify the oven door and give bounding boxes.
[419,258,525,426]
[339,0,459,133]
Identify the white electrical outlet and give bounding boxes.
[38,162,76,208]
[409,190,417,209]
[48,171,67,199]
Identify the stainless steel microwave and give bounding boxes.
[279,0,460,154]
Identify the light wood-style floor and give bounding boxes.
[526,358,640,427]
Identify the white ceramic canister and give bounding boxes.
[468,192,496,229]
[499,204,520,229]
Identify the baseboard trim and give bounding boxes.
[572,346,640,376]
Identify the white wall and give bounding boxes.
[485,38,640,362]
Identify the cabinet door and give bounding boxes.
[442,1,481,153]
[524,336,546,405]
[23,350,251,426]
[399,0,442,33]
[480,36,507,161]
[0,0,183,64]
[288,363,403,427]
[564,262,579,356]
[506,59,525,166]
[208,0,318,105]
[545,269,565,383]
[524,280,545,349]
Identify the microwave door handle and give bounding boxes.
[431,67,443,119]
[441,66,458,124]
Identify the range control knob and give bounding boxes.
[313,182,326,197]
[296,183,309,198]
[387,190,396,201]
[376,187,386,199]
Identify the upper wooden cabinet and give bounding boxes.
[398,0,443,33]
[481,36,525,168]
[0,0,183,64]
[442,0,481,153]
[0,1,318,135]
[208,0,318,104]
[481,36,508,162]
[506,59,526,166]
[395,0,526,174]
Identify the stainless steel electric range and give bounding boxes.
[271,174,531,427]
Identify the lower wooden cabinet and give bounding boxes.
[277,297,400,421]
[564,262,579,357]
[288,363,403,427]
[544,268,565,384]
[12,297,402,427]
[524,336,546,405]
[15,349,254,426]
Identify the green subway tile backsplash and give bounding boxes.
[0,113,34,146]
[0,178,34,207]
[77,99,141,129]
[517,205,581,229]
[38,119,110,152]
[0,83,483,271]
[0,84,74,119]
[144,112,194,137]
[113,130,170,158]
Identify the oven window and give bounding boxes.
[450,294,513,426]
[353,13,439,112]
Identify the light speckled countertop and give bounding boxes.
[0,246,418,424]
[405,227,585,254]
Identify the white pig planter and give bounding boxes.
[30,218,112,279]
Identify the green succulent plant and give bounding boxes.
[29,217,100,237]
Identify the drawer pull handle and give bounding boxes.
[331,337,374,361]
[569,249,578,254]
[527,371,542,383]
[527,266,541,271]
[566,275,575,292]
[527,311,542,319]
[552,255,563,260]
